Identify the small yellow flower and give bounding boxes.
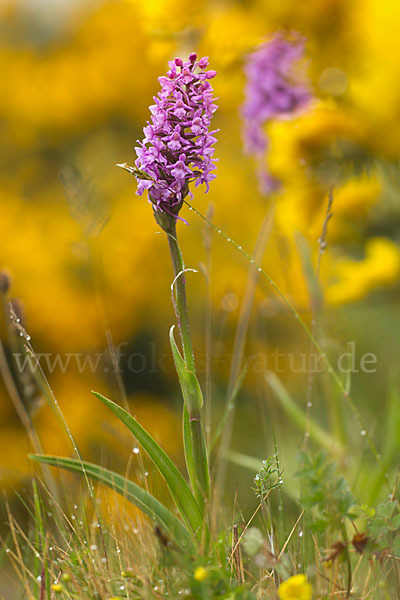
[278,574,312,600]
[194,566,209,582]
[51,583,64,593]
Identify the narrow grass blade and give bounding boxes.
[92,391,206,543]
[265,372,344,457]
[29,455,195,552]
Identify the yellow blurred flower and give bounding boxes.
[200,5,265,69]
[350,0,400,157]
[0,428,31,489]
[270,102,365,168]
[131,0,203,34]
[194,566,209,582]
[278,574,313,600]
[327,237,400,304]
[306,175,381,243]
[322,175,380,240]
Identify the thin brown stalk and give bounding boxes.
[232,524,244,584]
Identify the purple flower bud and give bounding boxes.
[133,54,218,218]
[198,57,209,68]
[242,32,311,195]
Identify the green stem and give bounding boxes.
[166,221,196,372]
[163,215,210,509]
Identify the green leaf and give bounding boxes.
[169,326,210,510]
[392,535,400,557]
[169,325,203,414]
[183,406,196,497]
[187,416,210,510]
[29,454,195,552]
[391,514,400,530]
[378,500,397,520]
[92,391,206,545]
